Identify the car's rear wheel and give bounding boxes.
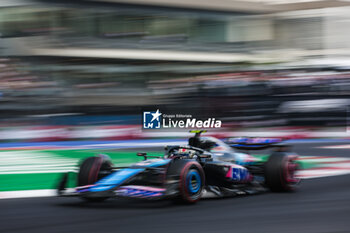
[265,152,300,192]
[78,155,112,201]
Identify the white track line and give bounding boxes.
[0,151,78,174]
[297,169,350,179]
[319,145,350,149]
[0,189,56,199]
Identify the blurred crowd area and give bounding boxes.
[1,0,350,140]
[0,56,348,129]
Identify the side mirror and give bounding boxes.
[137,152,147,160]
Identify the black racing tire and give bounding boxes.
[78,156,112,202]
[167,160,205,204]
[265,152,300,192]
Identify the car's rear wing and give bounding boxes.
[226,137,288,150]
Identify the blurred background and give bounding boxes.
[1,0,350,140]
[3,2,350,232]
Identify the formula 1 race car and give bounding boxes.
[57,131,300,203]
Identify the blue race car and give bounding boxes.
[57,131,300,203]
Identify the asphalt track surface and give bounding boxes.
[1,142,350,233]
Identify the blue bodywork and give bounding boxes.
[227,137,283,150]
[82,159,171,193]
